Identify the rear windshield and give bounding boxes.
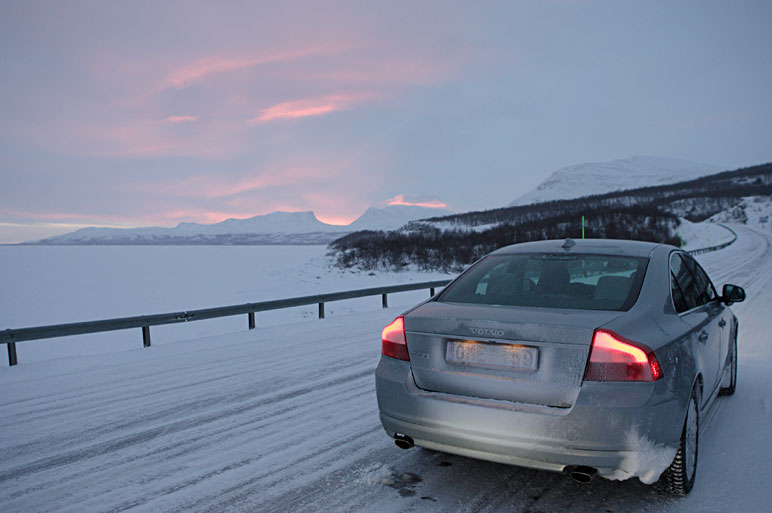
[438,253,648,311]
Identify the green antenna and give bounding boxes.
[581,215,586,275]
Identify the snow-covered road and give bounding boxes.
[2,224,771,513]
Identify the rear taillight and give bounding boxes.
[382,317,409,361]
[584,329,662,382]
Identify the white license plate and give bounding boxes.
[446,341,539,372]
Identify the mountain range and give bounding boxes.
[32,205,454,245]
[32,155,723,245]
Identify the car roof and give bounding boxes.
[491,238,664,258]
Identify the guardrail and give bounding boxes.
[1,280,450,366]
[687,223,738,255]
[1,224,741,367]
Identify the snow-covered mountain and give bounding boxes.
[347,204,453,231]
[509,156,721,207]
[37,211,342,245]
[33,205,451,245]
[175,211,341,235]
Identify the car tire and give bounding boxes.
[657,387,699,496]
[719,336,737,396]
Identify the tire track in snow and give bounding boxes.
[0,322,379,463]
[4,382,375,505]
[0,367,373,483]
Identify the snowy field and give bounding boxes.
[2,224,771,512]
[0,221,730,365]
[0,245,450,364]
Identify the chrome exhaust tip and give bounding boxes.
[569,466,598,483]
[393,433,414,450]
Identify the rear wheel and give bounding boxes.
[719,336,737,396]
[657,388,699,495]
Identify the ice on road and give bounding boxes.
[1,224,771,512]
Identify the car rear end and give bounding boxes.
[376,240,684,482]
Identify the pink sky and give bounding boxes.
[1,1,771,242]
[387,195,448,209]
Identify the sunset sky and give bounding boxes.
[1,1,771,242]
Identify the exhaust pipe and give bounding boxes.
[569,466,598,483]
[393,433,414,450]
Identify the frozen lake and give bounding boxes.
[0,245,450,364]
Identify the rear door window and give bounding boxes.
[670,271,689,313]
[670,253,701,312]
[681,254,717,306]
[439,253,648,311]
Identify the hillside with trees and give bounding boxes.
[329,162,772,271]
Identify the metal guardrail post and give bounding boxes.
[430,287,435,297]
[7,342,17,366]
[382,293,388,308]
[142,326,151,347]
[248,312,256,330]
[318,302,325,319]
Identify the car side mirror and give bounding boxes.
[722,284,746,304]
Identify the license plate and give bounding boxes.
[446,341,539,372]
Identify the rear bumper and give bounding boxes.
[376,356,683,481]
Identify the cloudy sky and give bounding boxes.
[1,0,771,243]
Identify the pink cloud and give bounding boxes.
[163,115,198,124]
[250,93,378,123]
[387,194,447,208]
[48,43,457,160]
[255,103,339,122]
[164,48,330,88]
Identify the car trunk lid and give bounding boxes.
[405,301,621,407]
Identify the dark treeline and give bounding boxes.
[331,207,681,271]
[329,162,771,271]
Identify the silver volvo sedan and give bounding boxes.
[375,238,745,495]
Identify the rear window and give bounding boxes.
[438,253,648,311]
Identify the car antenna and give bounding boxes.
[562,238,576,250]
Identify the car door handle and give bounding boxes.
[698,331,709,343]
[718,319,727,328]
